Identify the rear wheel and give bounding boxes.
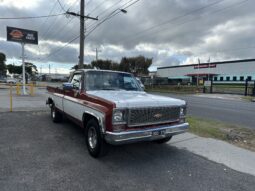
[154,136,172,144]
[85,119,108,158]
[51,105,62,123]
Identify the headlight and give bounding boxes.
[180,106,187,117]
[180,108,184,116]
[112,109,127,124]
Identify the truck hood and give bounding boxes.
[87,90,186,108]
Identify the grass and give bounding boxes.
[187,116,255,152]
[241,96,255,102]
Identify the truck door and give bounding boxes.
[63,72,84,120]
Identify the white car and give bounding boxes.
[6,78,17,84]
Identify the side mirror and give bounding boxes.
[63,82,74,90]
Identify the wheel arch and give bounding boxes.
[46,97,54,108]
[82,112,105,134]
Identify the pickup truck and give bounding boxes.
[46,69,189,157]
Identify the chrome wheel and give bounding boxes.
[51,105,62,123]
[88,126,97,149]
[52,108,56,119]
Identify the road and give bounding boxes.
[151,93,255,129]
[0,111,254,191]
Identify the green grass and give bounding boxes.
[241,96,254,102]
[187,116,255,151]
[187,117,227,140]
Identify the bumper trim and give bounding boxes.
[104,122,189,145]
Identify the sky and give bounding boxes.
[0,0,254,74]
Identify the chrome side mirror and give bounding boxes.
[63,82,74,90]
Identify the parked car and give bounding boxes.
[6,78,17,84]
[46,70,189,158]
[0,77,7,83]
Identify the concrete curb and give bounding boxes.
[171,133,255,176]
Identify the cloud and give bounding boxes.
[0,0,254,73]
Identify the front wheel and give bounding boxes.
[85,119,108,158]
[154,136,172,144]
[51,105,62,123]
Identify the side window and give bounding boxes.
[70,73,82,89]
[124,76,139,90]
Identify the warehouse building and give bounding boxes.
[157,59,255,84]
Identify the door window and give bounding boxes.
[70,73,82,89]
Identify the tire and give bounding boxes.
[51,105,62,123]
[154,136,172,144]
[85,119,108,158]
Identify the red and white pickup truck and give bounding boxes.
[46,69,189,157]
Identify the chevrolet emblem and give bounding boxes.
[154,113,163,119]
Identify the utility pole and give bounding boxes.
[79,0,85,69]
[197,58,200,87]
[95,48,102,61]
[49,64,51,75]
[207,57,210,81]
[21,43,27,95]
[66,1,98,69]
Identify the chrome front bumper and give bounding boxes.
[104,122,189,145]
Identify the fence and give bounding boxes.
[204,80,255,96]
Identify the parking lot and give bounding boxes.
[1,111,255,191]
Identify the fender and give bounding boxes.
[83,111,106,134]
[46,97,54,108]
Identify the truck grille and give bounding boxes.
[128,107,180,127]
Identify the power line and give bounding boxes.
[121,0,225,42]
[45,0,140,60]
[86,0,134,31]
[86,0,141,37]
[121,0,249,44]
[37,0,59,60]
[86,0,93,6]
[0,13,64,20]
[68,0,80,11]
[57,0,66,12]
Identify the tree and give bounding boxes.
[120,55,152,75]
[0,52,7,77]
[7,62,38,77]
[24,62,38,77]
[70,56,152,76]
[71,64,92,70]
[7,64,22,74]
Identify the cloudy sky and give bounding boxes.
[0,0,254,74]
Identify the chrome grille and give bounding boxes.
[128,107,180,127]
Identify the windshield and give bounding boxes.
[85,71,142,91]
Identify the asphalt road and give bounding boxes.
[1,111,255,191]
[151,93,255,129]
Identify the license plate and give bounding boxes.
[152,130,166,136]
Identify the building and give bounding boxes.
[157,59,255,85]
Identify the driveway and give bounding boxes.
[0,111,254,191]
